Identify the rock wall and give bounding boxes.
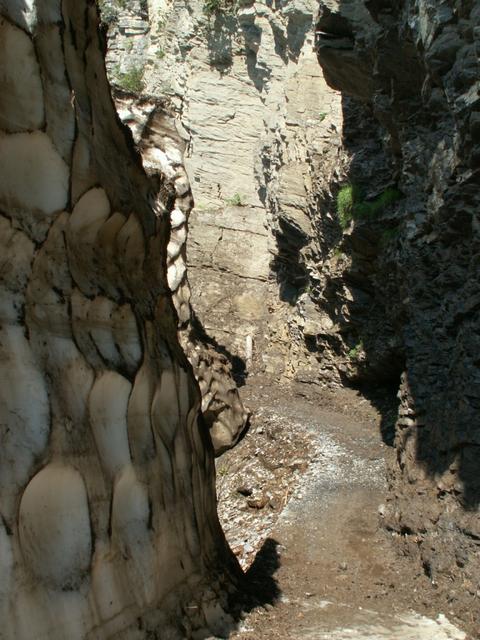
[101,0,480,624]
[316,0,480,624]
[0,2,239,637]
[100,0,345,385]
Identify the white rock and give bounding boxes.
[151,369,180,443]
[113,304,143,372]
[174,175,190,196]
[128,369,156,465]
[170,207,187,228]
[167,259,186,291]
[111,464,151,560]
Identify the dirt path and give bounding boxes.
[216,380,470,639]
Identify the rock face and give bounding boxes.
[101,0,345,385]
[0,2,239,638]
[316,0,480,624]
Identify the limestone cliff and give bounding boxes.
[0,2,239,637]
[100,0,345,386]
[316,0,480,624]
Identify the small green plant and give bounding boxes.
[204,0,222,14]
[336,184,402,229]
[226,192,245,206]
[348,340,364,361]
[116,66,145,93]
[156,48,165,59]
[319,111,328,122]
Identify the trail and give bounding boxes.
[217,380,469,640]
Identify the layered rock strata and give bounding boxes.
[100,0,345,385]
[0,2,239,637]
[316,0,480,625]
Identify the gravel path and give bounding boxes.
[216,380,470,640]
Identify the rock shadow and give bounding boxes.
[286,10,312,62]
[190,309,248,386]
[193,538,281,639]
[352,381,401,447]
[315,1,480,514]
[206,12,237,74]
[232,537,282,614]
[270,214,310,305]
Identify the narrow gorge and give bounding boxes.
[0,0,478,638]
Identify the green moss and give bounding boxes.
[381,226,401,246]
[336,184,402,229]
[336,184,361,229]
[116,66,145,93]
[354,187,402,220]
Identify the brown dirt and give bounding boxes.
[215,377,472,639]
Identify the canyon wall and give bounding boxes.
[0,2,239,637]
[316,0,480,623]
[100,0,479,625]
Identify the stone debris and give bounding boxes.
[216,382,385,570]
[306,611,467,640]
